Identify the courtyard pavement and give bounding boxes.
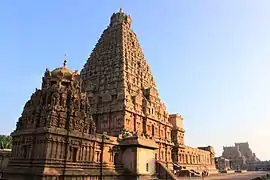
[177,171,269,180]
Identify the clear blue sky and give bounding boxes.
[1,0,270,160]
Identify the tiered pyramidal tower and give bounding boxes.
[81,9,173,163]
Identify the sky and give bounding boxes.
[0,0,270,160]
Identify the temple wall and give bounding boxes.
[172,145,216,174]
[137,148,156,174]
[122,147,136,173]
[0,149,11,178]
[217,157,231,171]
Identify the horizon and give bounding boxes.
[1,1,270,160]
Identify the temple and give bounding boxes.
[221,142,260,170]
[3,9,217,180]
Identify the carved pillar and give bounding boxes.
[53,139,58,159]
[85,145,88,162]
[32,141,37,159]
[87,144,90,162]
[81,145,84,162]
[86,144,89,162]
[182,154,185,164]
[142,117,147,135]
[57,141,61,160]
[40,141,44,158]
[80,145,83,162]
[92,142,96,162]
[89,143,92,162]
[51,140,55,159]
[54,140,58,159]
[133,113,136,132]
[59,141,63,159]
[165,146,168,162]
[47,140,52,159]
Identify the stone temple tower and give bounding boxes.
[81,9,173,165]
[4,60,97,179]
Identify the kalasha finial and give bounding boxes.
[119,8,123,13]
[63,60,67,67]
[63,53,68,67]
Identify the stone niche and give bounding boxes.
[119,136,158,180]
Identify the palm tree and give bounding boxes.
[0,135,12,149]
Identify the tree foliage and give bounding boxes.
[0,135,12,149]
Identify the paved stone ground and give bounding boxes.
[177,171,269,180]
[205,171,269,180]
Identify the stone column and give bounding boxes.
[47,140,52,159]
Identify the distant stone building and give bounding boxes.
[222,142,260,170]
[247,161,270,171]
[215,157,231,171]
[3,9,217,180]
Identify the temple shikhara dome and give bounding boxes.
[50,61,75,79]
[110,8,132,27]
[3,9,218,180]
[42,60,79,88]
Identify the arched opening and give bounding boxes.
[146,163,149,172]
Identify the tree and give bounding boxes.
[0,135,12,149]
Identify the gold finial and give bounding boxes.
[119,8,123,13]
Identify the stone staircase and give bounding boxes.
[156,160,179,180]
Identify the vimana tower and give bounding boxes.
[3,9,217,180]
[81,7,174,166]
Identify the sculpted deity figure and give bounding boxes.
[45,113,51,127]
[83,122,89,133]
[59,92,67,107]
[72,79,80,93]
[51,83,58,91]
[120,129,132,138]
[85,96,91,113]
[80,98,86,111]
[32,90,42,106]
[73,118,82,131]
[44,68,51,77]
[89,121,96,135]
[51,92,60,106]
[73,97,79,111]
